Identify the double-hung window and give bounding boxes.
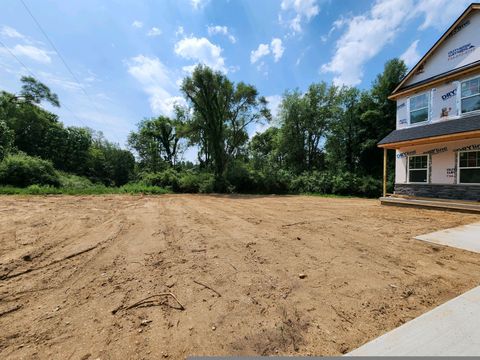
[409,93,429,124]
[408,155,429,183]
[460,77,480,114]
[458,151,480,184]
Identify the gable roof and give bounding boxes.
[389,3,480,100]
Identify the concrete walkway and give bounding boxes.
[348,221,480,356]
[347,285,480,356]
[415,222,480,253]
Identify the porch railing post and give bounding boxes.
[383,148,387,197]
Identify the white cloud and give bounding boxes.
[321,0,414,86]
[191,0,209,10]
[126,55,184,116]
[175,26,185,37]
[152,95,185,115]
[84,70,98,84]
[147,27,162,37]
[266,95,282,120]
[0,25,25,39]
[207,25,236,43]
[400,39,421,68]
[37,71,83,92]
[7,44,52,64]
[0,25,42,46]
[281,0,320,18]
[250,43,270,64]
[256,61,269,76]
[270,38,285,62]
[280,0,320,33]
[174,36,227,72]
[295,46,310,66]
[320,23,339,43]
[132,20,143,28]
[0,27,52,63]
[250,38,285,64]
[414,0,471,30]
[321,0,472,87]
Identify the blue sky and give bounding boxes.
[0,0,474,157]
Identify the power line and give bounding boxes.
[0,37,89,128]
[0,38,36,78]
[20,0,90,101]
[20,0,124,145]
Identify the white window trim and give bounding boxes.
[408,154,430,184]
[408,91,431,126]
[459,75,480,116]
[457,149,480,185]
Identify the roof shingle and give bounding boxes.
[378,114,480,145]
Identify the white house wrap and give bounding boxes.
[379,3,480,200]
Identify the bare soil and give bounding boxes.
[1,194,479,359]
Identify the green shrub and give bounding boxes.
[199,174,216,193]
[0,185,61,195]
[0,183,170,195]
[255,169,292,194]
[288,171,380,198]
[25,184,62,194]
[119,183,170,195]
[141,168,180,191]
[0,153,60,187]
[58,172,94,189]
[178,171,215,193]
[290,171,333,194]
[330,172,357,195]
[225,161,254,193]
[357,175,382,197]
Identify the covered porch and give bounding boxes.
[379,194,480,213]
[378,116,480,208]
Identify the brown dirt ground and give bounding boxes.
[0,194,480,359]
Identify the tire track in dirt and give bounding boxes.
[0,195,479,358]
[162,196,327,355]
[0,203,132,358]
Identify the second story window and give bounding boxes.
[461,77,480,114]
[409,93,429,124]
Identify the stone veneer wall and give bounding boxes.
[394,184,480,201]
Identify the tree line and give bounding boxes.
[0,59,407,196]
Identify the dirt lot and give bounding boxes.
[1,195,480,359]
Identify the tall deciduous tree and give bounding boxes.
[0,120,13,161]
[1,77,62,160]
[19,76,60,107]
[88,131,135,186]
[180,65,270,177]
[325,87,364,174]
[277,82,338,173]
[1,77,135,186]
[249,127,284,171]
[358,58,408,177]
[128,116,182,171]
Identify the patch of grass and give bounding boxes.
[0,185,61,195]
[118,183,171,195]
[0,183,171,196]
[301,192,359,198]
[58,172,95,189]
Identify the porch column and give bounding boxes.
[383,148,387,197]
